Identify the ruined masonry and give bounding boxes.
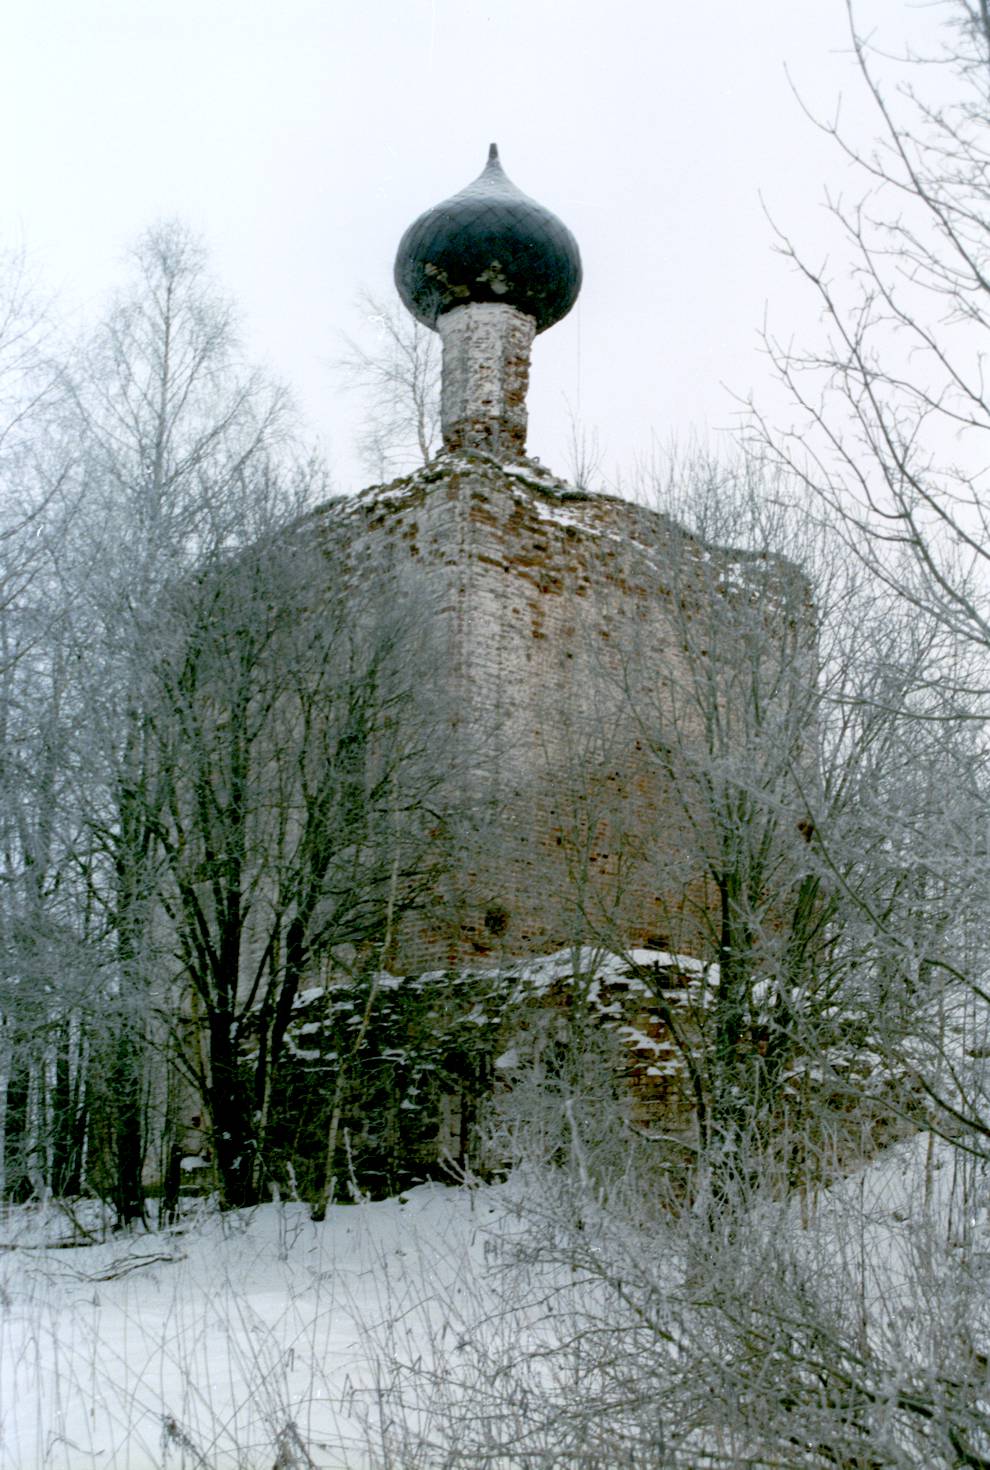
[318,145,797,973]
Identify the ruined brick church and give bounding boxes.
[165,146,814,1194]
[316,144,802,974]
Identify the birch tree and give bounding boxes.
[59,220,302,1223]
[0,244,84,1205]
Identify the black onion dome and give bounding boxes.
[394,144,582,334]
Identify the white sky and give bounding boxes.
[0,0,942,496]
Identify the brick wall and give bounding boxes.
[315,452,808,970]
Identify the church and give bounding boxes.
[318,144,808,972]
[171,144,815,1202]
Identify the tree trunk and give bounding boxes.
[108,1024,147,1228]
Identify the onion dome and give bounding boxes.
[394,144,582,335]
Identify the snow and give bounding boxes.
[528,497,599,534]
[495,944,716,1000]
[0,1185,518,1470]
[1,1132,988,1469]
[5,941,982,1467]
[616,1024,665,1054]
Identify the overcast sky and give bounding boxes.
[0,0,942,496]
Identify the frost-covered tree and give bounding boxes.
[0,244,87,1205]
[145,523,444,1210]
[757,0,990,1164]
[336,288,441,481]
[56,221,304,1223]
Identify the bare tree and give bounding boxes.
[0,224,452,1222]
[761,0,990,675]
[594,457,834,1194]
[0,243,90,1207]
[754,0,990,1167]
[563,401,608,493]
[54,221,305,1224]
[335,288,441,481]
[145,523,444,1209]
[558,442,972,1217]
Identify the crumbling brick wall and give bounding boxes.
[315,453,808,971]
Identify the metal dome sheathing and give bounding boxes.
[394,144,582,335]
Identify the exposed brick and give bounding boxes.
[317,455,807,971]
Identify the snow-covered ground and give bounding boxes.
[1,1133,987,1470]
[0,1183,521,1470]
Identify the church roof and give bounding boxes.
[394,144,582,334]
